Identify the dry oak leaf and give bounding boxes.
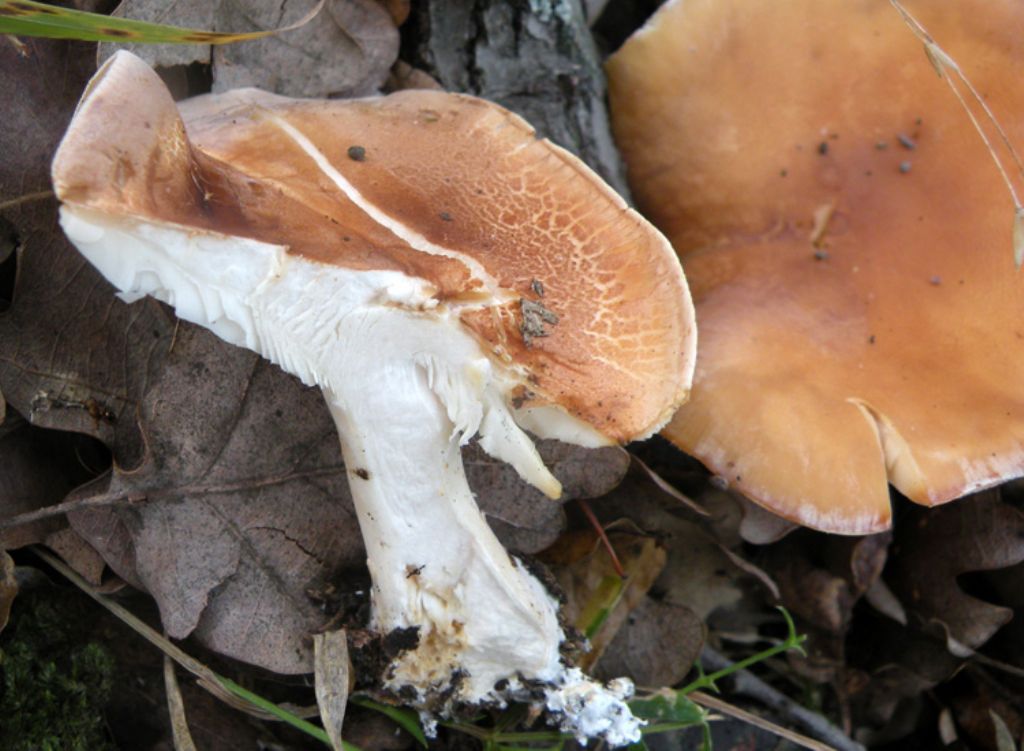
[0,551,16,635]
[61,318,589,674]
[0,413,108,584]
[763,530,891,635]
[595,474,762,622]
[595,597,704,689]
[981,549,1024,671]
[885,490,1024,654]
[100,0,399,98]
[464,440,630,554]
[0,38,167,469]
[67,324,366,675]
[0,414,89,551]
[608,0,1024,533]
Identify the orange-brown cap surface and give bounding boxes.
[53,51,695,443]
[608,0,1024,533]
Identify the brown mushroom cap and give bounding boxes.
[608,0,1024,533]
[53,51,695,444]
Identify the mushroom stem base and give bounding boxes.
[323,354,565,704]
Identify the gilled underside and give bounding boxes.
[52,52,696,746]
[59,204,568,700]
[60,203,645,742]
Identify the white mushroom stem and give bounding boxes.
[250,260,569,701]
[317,312,566,699]
[58,205,643,743]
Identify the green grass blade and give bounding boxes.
[0,0,322,44]
[679,607,806,695]
[580,574,625,640]
[630,691,706,726]
[32,547,355,750]
[350,696,429,748]
[216,676,350,749]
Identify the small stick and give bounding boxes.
[0,465,346,530]
[164,655,199,751]
[576,498,625,578]
[699,645,866,751]
[0,190,55,212]
[31,547,335,739]
[0,492,146,529]
[689,691,840,751]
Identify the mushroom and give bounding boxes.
[607,0,1024,533]
[51,51,696,743]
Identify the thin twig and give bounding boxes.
[577,498,625,578]
[690,691,839,751]
[30,546,344,748]
[700,646,866,751]
[629,453,710,516]
[0,464,346,530]
[0,492,146,530]
[0,190,55,212]
[164,656,198,751]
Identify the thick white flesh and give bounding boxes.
[323,354,565,696]
[59,205,643,744]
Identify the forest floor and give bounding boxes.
[1,1,1023,750]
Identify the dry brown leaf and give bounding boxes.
[550,528,666,670]
[100,0,399,98]
[604,479,749,621]
[0,40,170,470]
[605,454,756,604]
[0,37,157,467]
[315,629,351,751]
[983,561,1024,672]
[66,325,366,675]
[761,530,890,694]
[43,527,107,586]
[595,597,704,688]
[468,441,629,554]
[765,531,891,635]
[863,578,907,627]
[0,550,17,634]
[552,471,772,684]
[0,413,103,552]
[886,491,1024,653]
[0,223,171,468]
[842,495,1024,737]
[0,38,92,200]
[950,678,1024,751]
[0,416,71,549]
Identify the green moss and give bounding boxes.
[0,589,116,751]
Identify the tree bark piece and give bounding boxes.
[403,0,630,198]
